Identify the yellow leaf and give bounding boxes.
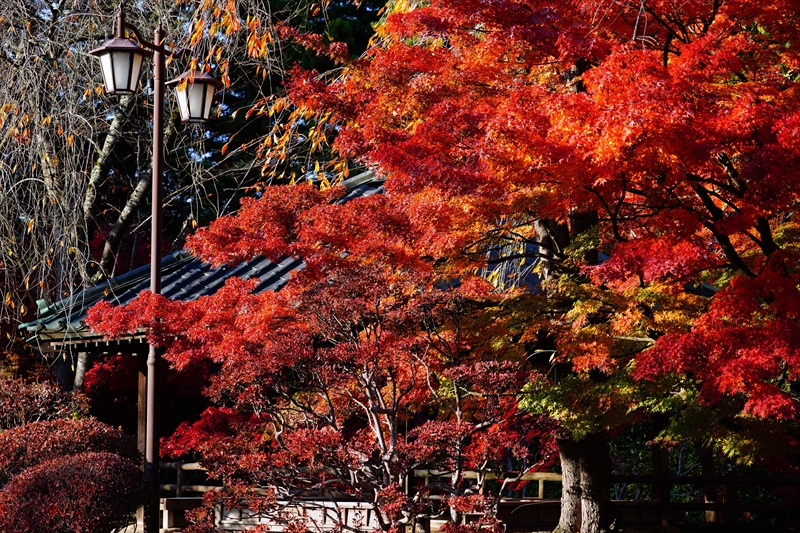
[26,219,33,233]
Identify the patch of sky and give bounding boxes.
[187,146,213,163]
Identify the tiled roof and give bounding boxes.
[21,171,384,346]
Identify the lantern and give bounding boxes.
[167,71,222,122]
[90,16,150,96]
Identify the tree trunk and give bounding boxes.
[555,437,582,533]
[99,174,151,277]
[72,352,90,390]
[554,434,613,533]
[83,95,135,223]
[579,433,612,533]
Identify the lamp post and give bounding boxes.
[91,6,221,532]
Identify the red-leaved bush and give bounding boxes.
[0,418,140,485]
[0,452,148,532]
[0,377,88,430]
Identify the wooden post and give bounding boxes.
[725,480,739,523]
[136,351,147,529]
[176,462,184,497]
[138,352,147,456]
[697,444,717,523]
[651,414,670,527]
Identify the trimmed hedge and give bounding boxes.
[0,452,148,532]
[0,418,140,485]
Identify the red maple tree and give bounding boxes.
[90,0,800,531]
[277,0,800,530]
[88,183,558,531]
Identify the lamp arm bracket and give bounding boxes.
[124,23,195,60]
[168,48,193,60]
[123,22,164,54]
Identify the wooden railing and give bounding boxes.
[414,469,562,498]
[160,461,218,496]
[159,463,800,529]
[608,473,800,522]
[414,468,800,525]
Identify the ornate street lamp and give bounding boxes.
[91,7,221,120]
[91,5,221,532]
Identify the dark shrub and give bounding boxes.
[0,418,139,485]
[0,451,148,532]
[0,377,88,429]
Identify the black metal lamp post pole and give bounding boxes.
[90,6,221,532]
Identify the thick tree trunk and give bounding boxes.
[99,174,151,277]
[579,433,612,533]
[72,352,90,390]
[84,95,135,223]
[554,434,613,533]
[533,219,571,279]
[555,437,582,533]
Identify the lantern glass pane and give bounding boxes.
[203,85,216,120]
[187,82,206,120]
[112,51,132,92]
[129,52,144,92]
[99,53,115,93]
[176,86,190,122]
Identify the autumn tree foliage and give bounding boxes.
[0,452,148,533]
[191,0,800,531]
[88,182,558,531]
[90,0,800,531]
